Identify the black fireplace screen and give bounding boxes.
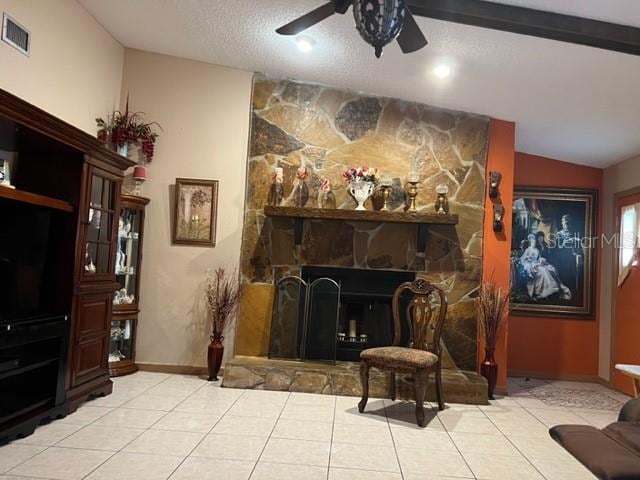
[268,267,415,364]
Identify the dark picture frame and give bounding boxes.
[172,178,218,247]
[511,187,597,318]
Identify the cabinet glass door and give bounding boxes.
[83,170,118,279]
[109,319,134,363]
[114,206,142,306]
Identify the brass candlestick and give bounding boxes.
[380,185,391,211]
[406,181,419,213]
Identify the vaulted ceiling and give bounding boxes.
[79,0,640,167]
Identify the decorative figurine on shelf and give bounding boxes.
[0,157,15,189]
[116,244,126,274]
[435,184,450,215]
[317,178,336,209]
[405,171,420,213]
[113,288,134,305]
[493,204,505,232]
[343,166,377,211]
[292,166,309,207]
[379,176,393,211]
[267,167,284,206]
[489,171,502,199]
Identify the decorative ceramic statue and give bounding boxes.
[292,166,309,207]
[267,167,284,206]
[317,178,336,209]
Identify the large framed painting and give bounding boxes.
[511,187,597,318]
[172,178,218,247]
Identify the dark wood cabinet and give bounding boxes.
[0,88,135,437]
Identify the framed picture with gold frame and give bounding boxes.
[510,187,597,318]
[172,178,218,247]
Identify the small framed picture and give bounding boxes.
[172,178,219,247]
[511,187,597,318]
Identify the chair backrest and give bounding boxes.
[391,279,448,356]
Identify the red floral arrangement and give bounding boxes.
[342,166,378,183]
[96,95,161,163]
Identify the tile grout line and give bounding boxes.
[383,399,406,480]
[326,394,337,480]
[437,406,478,480]
[75,374,191,480]
[246,390,291,480]
[164,379,251,480]
[479,401,550,480]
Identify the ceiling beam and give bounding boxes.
[407,0,640,56]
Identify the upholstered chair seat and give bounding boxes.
[360,347,439,371]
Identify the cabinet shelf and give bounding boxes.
[0,186,73,212]
[0,358,58,381]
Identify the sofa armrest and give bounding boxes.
[619,398,640,423]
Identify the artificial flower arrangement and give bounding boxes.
[342,166,378,183]
[96,95,161,163]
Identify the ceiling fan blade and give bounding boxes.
[397,8,428,54]
[276,2,337,36]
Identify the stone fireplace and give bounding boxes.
[226,75,489,403]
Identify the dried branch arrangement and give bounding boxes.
[205,267,241,338]
[477,280,511,350]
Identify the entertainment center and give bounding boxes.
[0,89,134,443]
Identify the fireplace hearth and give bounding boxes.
[268,267,414,363]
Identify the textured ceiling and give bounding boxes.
[79,0,640,167]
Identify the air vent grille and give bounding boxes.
[2,13,30,56]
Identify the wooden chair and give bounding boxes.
[358,279,448,427]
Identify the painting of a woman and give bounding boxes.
[520,234,572,301]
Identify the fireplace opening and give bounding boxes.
[268,266,414,364]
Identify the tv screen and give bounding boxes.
[0,200,51,322]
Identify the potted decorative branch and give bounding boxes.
[205,267,240,381]
[477,280,510,400]
[96,94,161,164]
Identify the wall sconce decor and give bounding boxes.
[489,171,502,199]
[493,204,505,232]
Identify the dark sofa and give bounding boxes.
[550,398,640,480]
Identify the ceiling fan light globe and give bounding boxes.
[353,0,406,57]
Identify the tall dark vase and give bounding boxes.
[480,348,498,400]
[207,333,224,381]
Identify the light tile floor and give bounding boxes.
[0,373,630,480]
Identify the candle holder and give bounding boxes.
[405,173,420,213]
[435,184,449,215]
[132,165,146,196]
[379,176,393,211]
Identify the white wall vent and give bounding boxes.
[2,13,30,56]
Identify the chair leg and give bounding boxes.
[389,372,396,401]
[414,370,427,427]
[435,363,445,411]
[358,361,370,413]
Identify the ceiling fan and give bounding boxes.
[276,0,428,58]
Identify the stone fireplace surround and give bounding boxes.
[227,76,489,403]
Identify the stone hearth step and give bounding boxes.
[222,355,488,405]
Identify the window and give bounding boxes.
[618,202,640,286]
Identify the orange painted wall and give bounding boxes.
[482,119,515,390]
[507,153,603,378]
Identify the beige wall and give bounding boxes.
[120,49,253,368]
[0,0,123,133]
[600,154,640,380]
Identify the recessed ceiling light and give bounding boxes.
[296,36,314,53]
[434,64,451,79]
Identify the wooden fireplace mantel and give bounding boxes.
[263,205,459,251]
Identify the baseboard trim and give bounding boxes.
[137,363,214,376]
[508,370,600,383]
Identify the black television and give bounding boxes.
[0,200,52,323]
